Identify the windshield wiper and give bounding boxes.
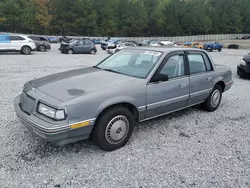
[93,65,102,69]
[102,68,121,74]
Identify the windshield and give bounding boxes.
[95,50,163,78]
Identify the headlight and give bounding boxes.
[37,102,66,120]
[239,60,246,66]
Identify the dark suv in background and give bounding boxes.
[28,36,51,51]
[59,39,97,54]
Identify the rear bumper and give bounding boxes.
[14,95,94,145]
[237,65,250,78]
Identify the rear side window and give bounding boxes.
[82,40,91,45]
[202,53,213,71]
[188,54,206,74]
[10,36,25,41]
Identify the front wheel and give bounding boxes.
[67,49,73,54]
[21,46,31,55]
[202,85,222,112]
[91,107,135,151]
[218,48,222,52]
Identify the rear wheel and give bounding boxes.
[91,107,135,151]
[218,48,222,52]
[21,46,31,55]
[39,45,46,52]
[202,85,222,112]
[90,49,96,55]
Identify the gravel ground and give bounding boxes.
[0,45,249,188]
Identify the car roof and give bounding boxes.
[123,46,206,54]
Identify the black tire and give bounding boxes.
[115,49,120,53]
[39,45,46,52]
[89,49,96,55]
[21,46,31,55]
[202,85,222,112]
[67,49,74,54]
[91,107,135,151]
[218,48,222,52]
[209,48,213,52]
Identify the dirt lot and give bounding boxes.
[0,45,249,188]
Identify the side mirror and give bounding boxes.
[151,73,169,83]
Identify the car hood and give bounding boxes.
[30,67,136,101]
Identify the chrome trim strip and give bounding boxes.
[69,118,96,126]
[147,95,189,110]
[22,117,70,133]
[225,80,234,85]
[140,101,204,122]
[190,89,211,98]
[138,106,146,112]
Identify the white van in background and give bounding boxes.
[0,35,36,55]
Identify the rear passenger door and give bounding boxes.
[10,36,25,50]
[186,51,215,105]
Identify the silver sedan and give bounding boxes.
[14,47,233,151]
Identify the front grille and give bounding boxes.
[20,91,35,115]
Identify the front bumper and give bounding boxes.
[237,65,250,78]
[14,95,95,145]
[46,44,51,50]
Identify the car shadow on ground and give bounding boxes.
[0,52,35,55]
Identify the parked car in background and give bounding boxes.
[0,34,36,55]
[92,39,101,44]
[192,42,203,49]
[237,53,250,78]
[125,41,142,46]
[148,40,162,46]
[106,42,137,54]
[228,44,239,49]
[203,42,223,52]
[241,35,250,40]
[59,39,97,54]
[58,36,73,43]
[160,41,175,46]
[183,42,193,48]
[28,36,51,52]
[101,38,122,50]
[14,47,233,151]
[47,37,58,43]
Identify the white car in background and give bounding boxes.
[0,35,36,55]
[160,41,178,47]
[106,42,137,54]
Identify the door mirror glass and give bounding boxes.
[151,73,169,83]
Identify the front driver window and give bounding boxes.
[160,55,185,79]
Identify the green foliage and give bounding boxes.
[0,0,249,36]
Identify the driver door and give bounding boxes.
[73,40,84,54]
[146,51,190,119]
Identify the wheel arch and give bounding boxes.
[214,81,225,92]
[96,102,140,124]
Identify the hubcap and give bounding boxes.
[105,115,129,144]
[68,50,73,54]
[211,89,221,108]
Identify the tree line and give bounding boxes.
[0,0,249,37]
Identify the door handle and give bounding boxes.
[179,83,188,88]
[206,77,212,80]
